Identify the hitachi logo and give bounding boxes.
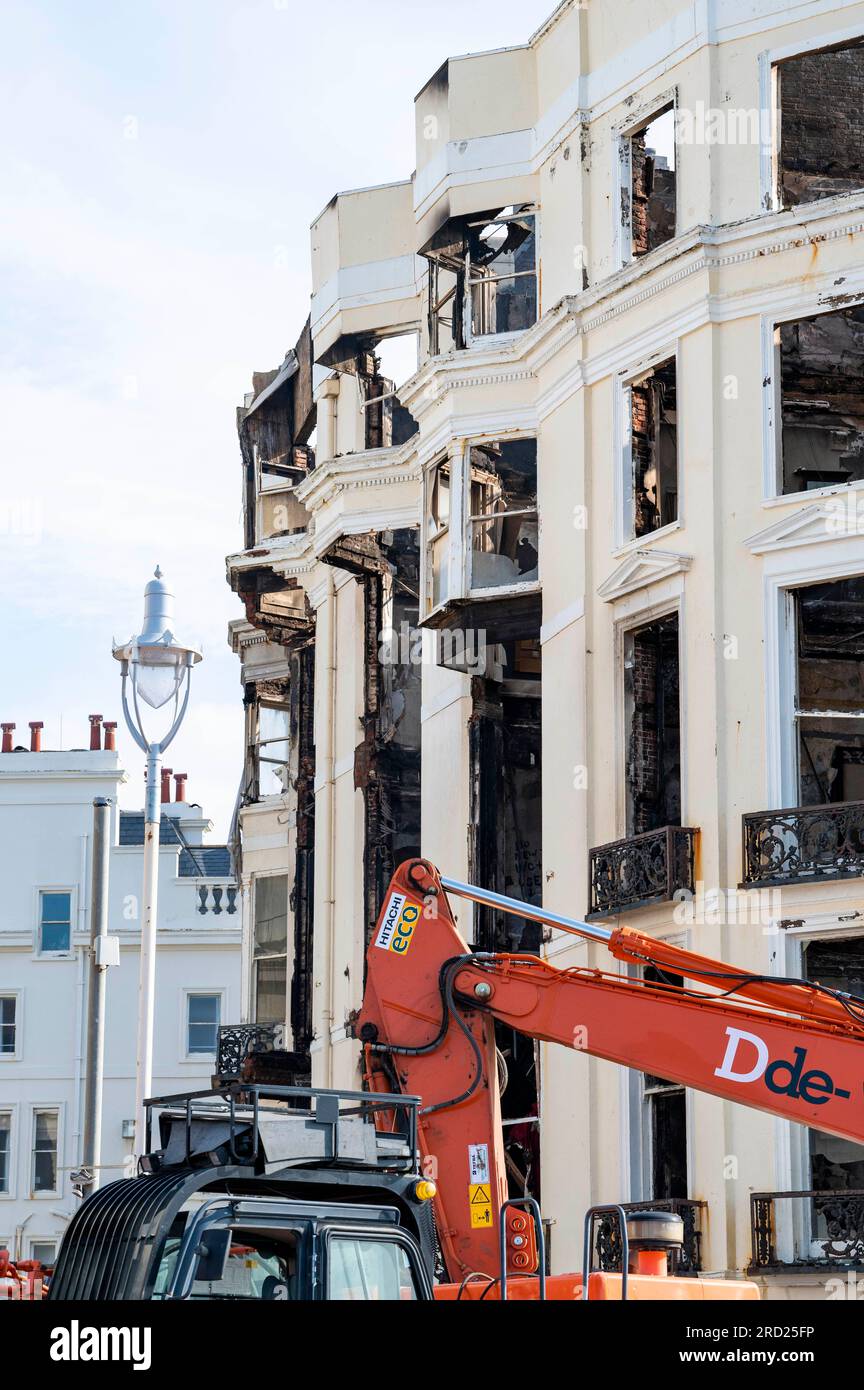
[714,1027,851,1106]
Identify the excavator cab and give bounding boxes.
[49,1086,437,1302]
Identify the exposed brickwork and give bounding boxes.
[780,41,864,206]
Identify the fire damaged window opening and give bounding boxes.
[357,333,420,451]
[803,938,864,1212]
[424,205,537,354]
[776,304,864,495]
[426,456,451,612]
[623,105,677,260]
[469,655,542,1201]
[241,642,316,1053]
[357,529,423,947]
[626,358,678,539]
[239,319,316,552]
[794,575,864,808]
[469,439,539,592]
[775,38,864,210]
[643,966,689,1201]
[624,614,682,837]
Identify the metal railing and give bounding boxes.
[588,825,698,918]
[595,1199,706,1275]
[750,1189,864,1271]
[742,800,864,887]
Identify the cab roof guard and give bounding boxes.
[144,1083,422,1175]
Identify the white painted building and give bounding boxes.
[0,728,240,1265]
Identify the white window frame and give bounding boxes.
[30,1106,62,1200]
[422,450,457,619]
[181,989,226,1063]
[761,296,864,506]
[34,886,75,959]
[759,26,864,214]
[0,992,21,1062]
[613,343,682,550]
[250,871,291,1027]
[465,435,540,600]
[463,206,540,349]
[613,89,678,271]
[28,1238,58,1266]
[0,1106,16,1201]
[762,550,864,810]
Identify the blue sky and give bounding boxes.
[0,0,555,837]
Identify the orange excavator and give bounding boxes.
[50,859,864,1302]
[358,859,864,1299]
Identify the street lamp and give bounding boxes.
[113,568,202,1157]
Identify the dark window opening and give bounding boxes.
[795,576,864,806]
[804,939,864,1241]
[470,674,542,1202]
[777,40,864,208]
[629,106,676,257]
[357,334,419,450]
[643,967,688,1200]
[625,615,681,836]
[778,305,864,494]
[629,357,678,538]
[469,439,539,590]
[360,530,423,947]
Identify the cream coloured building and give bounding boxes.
[226,0,864,1297]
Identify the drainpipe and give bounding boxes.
[315,569,338,1086]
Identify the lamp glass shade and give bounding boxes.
[134,651,183,710]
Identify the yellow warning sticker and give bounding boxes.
[469,1183,493,1229]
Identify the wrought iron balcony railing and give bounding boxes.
[216,1023,284,1080]
[749,1189,864,1271]
[742,800,864,888]
[594,1199,706,1275]
[588,825,698,918]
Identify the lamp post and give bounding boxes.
[113,569,202,1157]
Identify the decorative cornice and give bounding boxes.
[598,548,693,603]
[295,445,421,514]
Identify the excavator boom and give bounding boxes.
[358,860,864,1284]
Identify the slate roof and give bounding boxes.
[118,812,233,879]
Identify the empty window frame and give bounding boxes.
[624,357,678,539]
[0,1113,10,1195]
[467,208,537,339]
[38,892,71,955]
[31,1110,59,1195]
[426,457,452,610]
[794,576,864,807]
[253,876,289,1025]
[468,440,539,592]
[774,39,864,209]
[775,304,864,495]
[30,1241,57,1268]
[256,702,291,796]
[425,206,538,353]
[186,994,221,1057]
[622,105,677,260]
[0,997,16,1056]
[623,614,682,836]
[359,334,420,450]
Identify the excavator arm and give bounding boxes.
[357,860,864,1284]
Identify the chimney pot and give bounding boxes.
[89,715,103,751]
[174,773,188,803]
[1,723,15,753]
[102,721,117,752]
[29,722,44,752]
[161,767,174,804]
